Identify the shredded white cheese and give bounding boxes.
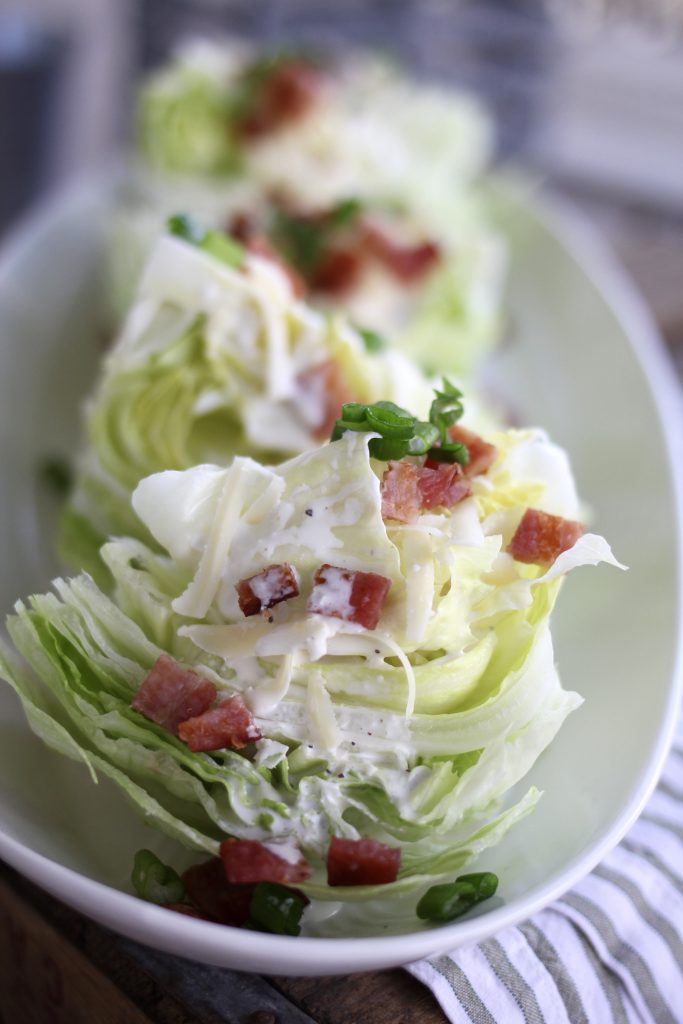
[247,653,294,716]
[172,460,247,618]
[305,671,342,753]
[361,630,417,718]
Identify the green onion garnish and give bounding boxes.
[330,379,469,464]
[358,327,386,353]
[272,197,364,277]
[249,882,307,936]
[416,871,498,923]
[39,456,73,497]
[131,849,185,905]
[167,214,244,270]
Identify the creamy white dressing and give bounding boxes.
[309,567,354,620]
[262,838,305,865]
[401,527,435,645]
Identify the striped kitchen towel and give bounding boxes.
[408,718,683,1023]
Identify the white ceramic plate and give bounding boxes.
[0,175,681,975]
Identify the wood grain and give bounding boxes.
[0,860,447,1023]
[270,971,447,1024]
[0,876,151,1024]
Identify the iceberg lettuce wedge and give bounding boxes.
[1,423,624,923]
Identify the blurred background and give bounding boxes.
[2,0,683,352]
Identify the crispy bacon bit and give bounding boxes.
[237,60,323,139]
[363,222,440,282]
[326,837,400,886]
[309,247,362,295]
[417,461,471,510]
[308,564,391,630]
[448,425,497,478]
[178,695,261,752]
[381,460,421,523]
[131,655,216,735]
[236,563,300,617]
[220,839,312,885]
[228,211,256,244]
[182,857,254,926]
[296,358,355,439]
[381,460,470,523]
[507,508,585,566]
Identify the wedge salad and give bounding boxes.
[106,39,505,374]
[0,380,624,935]
[62,215,440,583]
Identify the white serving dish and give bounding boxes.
[0,173,680,975]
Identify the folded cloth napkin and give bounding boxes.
[407,715,683,1024]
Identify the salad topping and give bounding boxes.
[237,563,301,617]
[0,384,625,936]
[131,654,216,734]
[507,508,585,567]
[177,694,261,752]
[221,838,312,884]
[307,564,392,630]
[327,837,401,887]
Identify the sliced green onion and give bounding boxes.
[365,406,415,439]
[407,422,440,455]
[249,882,307,936]
[416,871,498,923]
[331,418,374,441]
[340,402,371,423]
[328,196,364,227]
[425,442,469,465]
[39,456,73,497]
[429,378,465,436]
[272,210,324,275]
[358,327,386,353]
[167,213,204,245]
[368,436,412,461]
[166,214,244,269]
[330,383,468,463]
[131,849,185,905]
[373,400,415,421]
[200,231,245,268]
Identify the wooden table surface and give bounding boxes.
[1,180,681,1024]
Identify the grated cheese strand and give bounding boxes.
[172,460,247,618]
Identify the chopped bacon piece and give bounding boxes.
[296,358,355,439]
[417,461,471,510]
[220,839,312,885]
[448,425,497,478]
[227,211,257,244]
[363,222,440,282]
[309,247,362,295]
[182,857,254,926]
[381,460,421,523]
[507,508,585,566]
[131,655,216,735]
[163,902,211,921]
[326,837,400,886]
[178,695,261,752]
[307,564,391,630]
[236,563,300,617]
[381,460,470,523]
[237,60,324,139]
